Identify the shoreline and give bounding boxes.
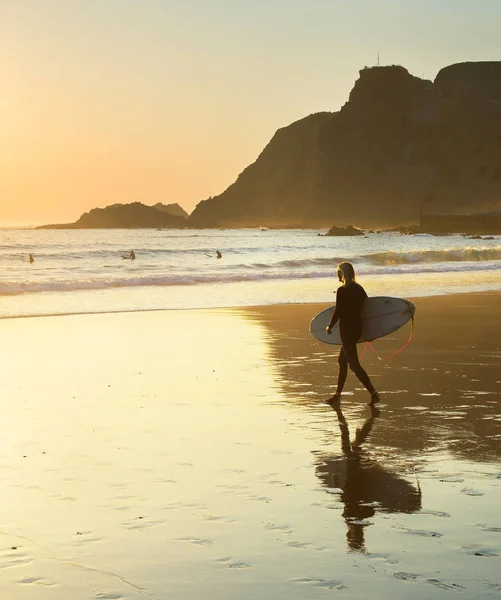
[1,287,500,321]
[3,227,500,319]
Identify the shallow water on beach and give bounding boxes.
[0,297,500,598]
[1,228,501,318]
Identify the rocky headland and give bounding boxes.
[37,202,188,229]
[190,61,501,229]
[39,62,501,231]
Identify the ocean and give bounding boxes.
[1,228,500,319]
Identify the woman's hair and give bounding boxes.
[337,261,356,284]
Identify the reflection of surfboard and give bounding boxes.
[310,296,415,345]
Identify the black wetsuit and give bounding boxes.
[329,282,375,394]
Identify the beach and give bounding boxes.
[1,293,500,599]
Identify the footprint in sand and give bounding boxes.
[265,523,293,534]
[204,514,238,524]
[462,545,498,557]
[164,501,206,511]
[426,579,466,591]
[478,525,501,532]
[403,529,443,538]
[263,478,290,486]
[419,509,451,517]
[367,552,400,565]
[0,548,34,569]
[114,494,140,501]
[310,501,342,509]
[73,531,104,546]
[461,488,485,496]
[393,572,422,581]
[213,556,252,569]
[18,576,56,586]
[176,537,213,547]
[292,577,346,591]
[123,517,164,531]
[287,541,312,549]
[243,493,272,502]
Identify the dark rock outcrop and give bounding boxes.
[38,202,187,229]
[189,61,501,228]
[153,203,189,219]
[325,225,364,236]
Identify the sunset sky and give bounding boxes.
[1,0,500,226]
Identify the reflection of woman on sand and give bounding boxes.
[315,406,421,553]
[326,262,379,406]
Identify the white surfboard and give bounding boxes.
[310,296,415,345]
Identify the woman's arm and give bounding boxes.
[326,288,341,332]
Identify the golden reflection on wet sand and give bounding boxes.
[0,294,500,599]
[239,293,501,462]
[315,405,421,553]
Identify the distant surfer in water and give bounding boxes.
[216,250,222,259]
[29,254,34,264]
[326,262,380,406]
[122,250,136,260]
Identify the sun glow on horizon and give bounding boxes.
[1,0,500,227]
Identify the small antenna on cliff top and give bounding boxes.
[377,53,380,67]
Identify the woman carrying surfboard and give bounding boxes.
[326,262,380,406]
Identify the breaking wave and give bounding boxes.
[236,247,501,271]
[1,258,501,295]
[362,247,501,266]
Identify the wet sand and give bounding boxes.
[1,293,500,599]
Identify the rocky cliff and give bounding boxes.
[153,203,189,219]
[190,61,501,228]
[38,202,187,229]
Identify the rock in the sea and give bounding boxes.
[325,225,364,236]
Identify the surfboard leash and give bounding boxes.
[360,315,415,361]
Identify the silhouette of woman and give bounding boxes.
[326,262,379,406]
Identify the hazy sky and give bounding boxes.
[1,0,500,225]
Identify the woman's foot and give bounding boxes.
[368,391,381,406]
[327,392,341,406]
